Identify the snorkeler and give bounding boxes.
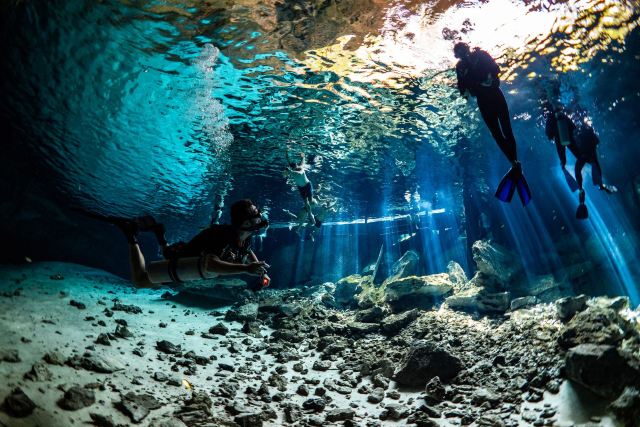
[88,200,271,290]
[284,149,320,227]
[544,104,617,219]
[453,42,531,206]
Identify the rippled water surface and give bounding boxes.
[1,0,636,219]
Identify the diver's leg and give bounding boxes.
[305,198,316,224]
[494,89,518,163]
[128,243,153,288]
[590,157,603,187]
[477,96,510,162]
[575,158,586,190]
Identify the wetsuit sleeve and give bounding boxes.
[455,62,467,94]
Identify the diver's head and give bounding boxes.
[453,42,470,59]
[230,199,269,237]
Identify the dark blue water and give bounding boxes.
[1,0,639,302]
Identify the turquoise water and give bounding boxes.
[0,0,639,301]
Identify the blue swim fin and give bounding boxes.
[495,168,516,203]
[515,172,532,206]
[563,168,579,192]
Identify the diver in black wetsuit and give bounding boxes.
[544,105,617,219]
[454,42,531,205]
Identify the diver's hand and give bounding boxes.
[245,261,270,276]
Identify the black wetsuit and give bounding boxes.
[545,113,602,187]
[456,49,517,163]
[163,224,251,263]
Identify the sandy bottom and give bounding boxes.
[0,262,619,427]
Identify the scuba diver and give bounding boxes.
[89,200,271,290]
[544,104,617,219]
[453,42,531,206]
[210,193,225,225]
[284,149,321,227]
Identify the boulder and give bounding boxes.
[67,353,125,373]
[394,341,462,387]
[558,307,629,349]
[446,261,468,292]
[381,309,421,336]
[385,250,420,283]
[556,295,588,321]
[225,303,258,322]
[354,306,386,323]
[510,296,538,311]
[383,274,453,311]
[471,240,522,285]
[58,386,95,410]
[609,387,640,426]
[117,392,162,423]
[334,275,362,307]
[564,344,640,398]
[445,286,510,313]
[2,387,36,417]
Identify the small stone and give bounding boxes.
[297,384,309,396]
[0,349,21,363]
[112,302,143,314]
[312,360,331,371]
[24,362,53,382]
[302,397,326,412]
[116,392,162,423]
[325,408,354,422]
[95,333,111,346]
[58,386,95,410]
[70,300,86,309]
[2,387,36,417]
[156,340,181,355]
[208,322,229,335]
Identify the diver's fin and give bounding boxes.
[515,172,532,206]
[495,168,517,203]
[576,203,588,220]
[563,168,579,192]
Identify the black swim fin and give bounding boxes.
[576,203,588,220]
[563,168,579,192]
[495,168,517,203]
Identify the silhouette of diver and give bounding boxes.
[454,42,531,206]
[544,104,617,219]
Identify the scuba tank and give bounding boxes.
[555,113,571,146]
[147,256,217,284]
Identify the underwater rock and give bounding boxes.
[564,344,640,398]
[208,322,229,335]
[354,306,386,323]
[381,403,410,420]
[0,348,21,363]
[380,308,421,335]
[424,376,446,404]
[89,412,119,427]
[95,333,111,346]
[69,299,86,309]
[609,386,640,426]
[302,397,326,412]
[591,296,630,312]
[334,274,363,307]
[558,307,629,349]
[510,296,538,311]
[346,321,379,335]
[112,302,142,314]
[445,286,510,313]
[114,325,133,339]
[388,250,420,282]
[2,387,36,417]
[471,240,522,285]
[383,274,453,311]
[67,353,124,373]
[325,408,355,422]
[234,412,262,427]
[225,303,258,322]
[174,391,213,425]
[58,385,95,410]
[394,340,462,387]
[526,275,563,302]
[156,340,182,355]
[43,351,65,365]
[556,294,588,321]
[446,261,468,292]
[24,361,53,381]
[117,392,162,423]
[470,387,501,407]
